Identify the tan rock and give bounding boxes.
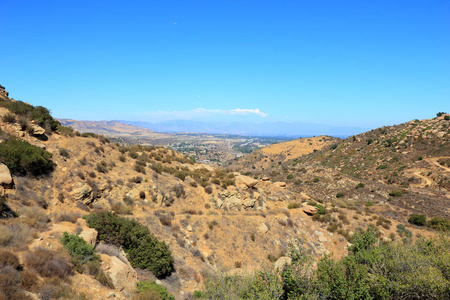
[100,254,138,292]
[235,175,258,188]
[299,192,311,200]
[31,124,45,135]
[273,256,292,271]
[261,176,270,181]
[71,182,93,203]
[243,198,256,209]
[274,182,287,188]
[258,223,269,234]
[79,228,98,246]
[0,163,13,188]
[303,205,318,215]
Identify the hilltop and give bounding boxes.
[58,119,155,136]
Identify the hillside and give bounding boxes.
[58,119,155,136]
[229,135,340,171]
[1,84,449,299]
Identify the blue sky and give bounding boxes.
[1,0,449,129]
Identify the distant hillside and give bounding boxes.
[229,135,340,171]
[120,119,367,137]
[58,119,154,136]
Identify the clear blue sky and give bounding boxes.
[1,0,449,128]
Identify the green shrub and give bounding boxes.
[408,214,426,226]
[6,101,60,131]
[428,217,450,232]
[96,161,108,173]
[313,177,320,182]
[315,204,326,215]
[84,211,174,278]
[389,190,403,197]
[355,183,365,189]
[288,203,300,209]
[60,232,100,270]
[445,115,450,120]
[376,164,388,170]
[0,138,53,176]
[136,281,175,300]
[2,113,16,123]
[287,174,294,180]
[336,192,344,198]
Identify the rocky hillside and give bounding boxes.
[58,119,154,136]
[228,135,340,172]
[0,84,448,299]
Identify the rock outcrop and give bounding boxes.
[0,163,13,189]
[100,254,138,292]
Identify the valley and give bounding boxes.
[1,85,450,299]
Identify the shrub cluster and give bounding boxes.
[6,101,60,131]
[135,281,175,300]
[202,229,450,299]
[84,211,174,278]
[0,138,53,176]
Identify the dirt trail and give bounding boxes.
[412,170,433,188]
[426,156,450,172]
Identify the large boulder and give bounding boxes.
[79,228,98,246]
[303,205,318,215]
[0,163,13,188]
[274,182,287,188]
[71,183,93,203]
[273,256,292,271]
[100,254,138,292]
[235,175,258,189]
[31,124,45,135]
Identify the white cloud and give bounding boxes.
[138,108,268,121]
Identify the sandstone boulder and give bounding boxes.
[261,176,270,181]
[235,175,258,188]
[258,223,269,234]
[273,256,292,271]
[79,228,98,246]
[31,124,45,135]
[100,254,138,292]
[71,183,93,203]
[0,163,13,188]
[303,205,318,215]
[274,182,287,188]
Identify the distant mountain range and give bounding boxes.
[118,120,368,138]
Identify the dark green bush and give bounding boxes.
[287,174,294,180]
[84,211,174,278]
[6,101,59,131]
[408,214,426,226]
[389,190,403,197]
[0,138,53,176]
[428,217,450,232]
[336,192,345,198]
[355,183,365,189]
